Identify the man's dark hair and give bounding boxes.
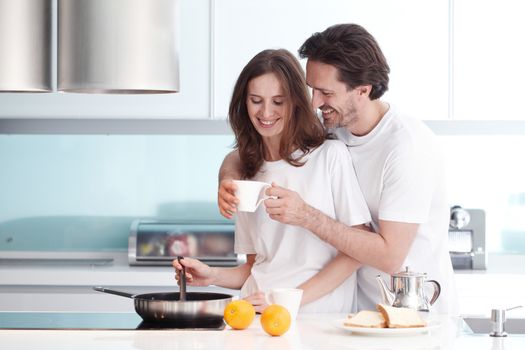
[298,23,390,100]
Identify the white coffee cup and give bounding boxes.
[232,180,271,212]
[265,288,303,321]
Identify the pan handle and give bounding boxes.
[93,286,135,299]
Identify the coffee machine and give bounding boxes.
[448,206,487,270]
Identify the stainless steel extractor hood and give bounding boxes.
[58,0,179,94]
[0,0,52,92]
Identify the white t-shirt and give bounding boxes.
[334,105,459,315]
[235,140,371,313]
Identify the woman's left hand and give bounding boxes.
[243,292,268,313]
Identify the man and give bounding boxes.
[218,24,458,314]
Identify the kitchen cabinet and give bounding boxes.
[453,0,525,120]
[0,0,449,122]
[0,0,211,119]
[212,0,449,120]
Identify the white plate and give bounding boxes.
[333,319,441,336]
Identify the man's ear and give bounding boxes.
[357,85,372,97]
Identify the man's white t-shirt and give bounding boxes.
[235,140,371,313]
[334,105,459,315]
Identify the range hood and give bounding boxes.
[0,0,52,92]
[0,0,179,94]
[58,0,180,94]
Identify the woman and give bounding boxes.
[173,49,370,313]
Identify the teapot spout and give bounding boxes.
[376,275,394,306]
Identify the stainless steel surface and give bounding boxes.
[464,317,525,335]
[58,0,179,93]
[0,119,233,135]
[93,287,232,325]
[490,309,508,337]
[449,208,487,270]
[178,256,186,301]
[0,0,52,92]
[0,258,113,267]
[377,266,441,311]
[450,205,471,229]
[490,306,524,337]
[448,230,473,253]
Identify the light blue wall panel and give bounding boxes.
[0,135,235,251]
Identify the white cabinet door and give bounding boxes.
[453,0,525,120]
[212,0,449,120]
[0,0,210,119]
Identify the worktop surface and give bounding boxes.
[1,313,524,350]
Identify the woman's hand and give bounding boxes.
[218,179,239,219]
[243,292,269,313]
[172,257,216,287]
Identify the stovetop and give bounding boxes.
[0,312,225,330]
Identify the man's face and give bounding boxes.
[305,60,360,130]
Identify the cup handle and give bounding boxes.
[426,279,441,305]
[255,184,272,208]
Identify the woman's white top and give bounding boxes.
[235,140,371,313]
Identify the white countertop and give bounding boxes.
[1,313,523,350]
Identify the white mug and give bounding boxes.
[233,180,271,212]
[265,288,303,321]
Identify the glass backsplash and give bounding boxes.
[1,133,525,254]
[0,135,235,251]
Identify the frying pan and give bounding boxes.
[93,287,233,327]
[94,258,232,327]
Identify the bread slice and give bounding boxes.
[344,310,386,328]
[376,304,426,328]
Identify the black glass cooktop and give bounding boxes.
[0,312,225,330]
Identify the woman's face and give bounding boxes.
[246,73,289,142]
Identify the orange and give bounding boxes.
[223,300,256,330]
[260,304,291,336]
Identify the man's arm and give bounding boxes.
[304,210,418,274]
[218,150,241,219]
[298,251,361,306]
[218,150,241,182]
[264,186,418,274]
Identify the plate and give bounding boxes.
[333,319,441,336]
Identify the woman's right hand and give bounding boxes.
[218,179,239,219]
[242,292,269,314]
[172,257,216,287]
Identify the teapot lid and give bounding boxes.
[392,266,427,278]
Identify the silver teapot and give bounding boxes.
[376,266,441,311]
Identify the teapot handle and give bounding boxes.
[426,279,441,305]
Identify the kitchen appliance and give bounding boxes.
[0,311,224,330]
[95,257,233,328]
[93,287,232,328]
[376,266,441,312]
[448,206,487,270]
[128,220,239,267]
[0,0,52,92]
[58,0,179,93]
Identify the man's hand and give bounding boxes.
[218,179,239,219]
[264,183,309,226]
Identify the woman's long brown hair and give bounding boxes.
[228,49,326,179]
